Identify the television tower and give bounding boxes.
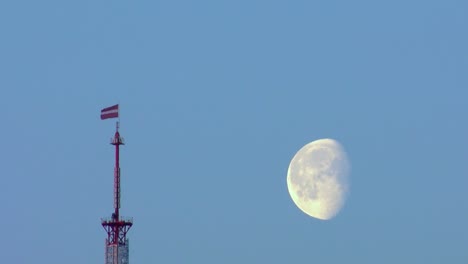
[101,121,133,264]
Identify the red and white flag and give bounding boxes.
[101,104,119,120]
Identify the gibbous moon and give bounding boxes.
[287,139,350,220]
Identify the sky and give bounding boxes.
[1,0,467,263]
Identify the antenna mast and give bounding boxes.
[113,121,122,220]
[101,121,133,264]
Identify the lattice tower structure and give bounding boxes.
[101,123,133,264]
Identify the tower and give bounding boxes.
[101,121,133,264]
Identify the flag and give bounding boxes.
[101,104,119,120]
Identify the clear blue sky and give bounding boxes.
[1,0,467,263]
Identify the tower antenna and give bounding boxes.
[100,104,132,264]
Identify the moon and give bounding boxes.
[287,139,350,220]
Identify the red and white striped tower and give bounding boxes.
[100,105,133,264]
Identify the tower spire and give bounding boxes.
[101,117,132,264]
[112,121,123,221]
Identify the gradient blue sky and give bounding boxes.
[1,0,467,263]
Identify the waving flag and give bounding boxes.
[101,104,119,120]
